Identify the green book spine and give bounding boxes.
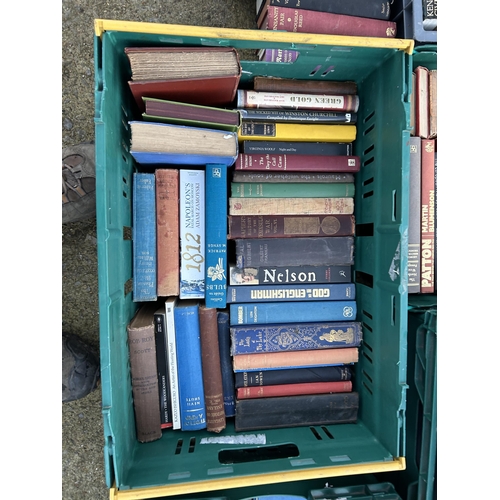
[231,182,355,198]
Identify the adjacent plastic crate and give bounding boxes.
[94,20,414,499]
[391,0,437,44]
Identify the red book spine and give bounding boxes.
[236,154,360,172]
[421,139,436,293]
[266,6,397,38]
[237,380,352,399]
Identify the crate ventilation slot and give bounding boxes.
[356,222,373,237]
[122,226,131,240]
[309,426,334,440]
[123,278,133,297]
[355,271,373,288]
[218,443,299,464]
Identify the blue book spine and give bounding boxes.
[227,283,355,303]
[173,300,207,431]
[130,151,237,167]
[229,300,357,325]
[230,321,362,355]
[217,310,236,417]
[205,164,228,308]
[132,172,157,301]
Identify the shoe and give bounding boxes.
[62,333,100,403]
[62,142,96,224]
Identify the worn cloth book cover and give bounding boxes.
[234,365,352,388]
[232,172,355,184]
[230,321,362,354]
[173,300,207,431]
[229,197,354,216]
[156,169,180,297]
[408,138,422,294]
[253,76,357,95]
[239,109,356,124]
[235,236,354,267]
[228,214,355,239]
[231,182,355,198]
[236,380,352,399]
[180,169,205,299]
[415,66,430,139]
[199,306,226,433]
[229,264,352,286]
[235,153,359,172]
[217,310,236,417]
[429,69,437,138]
[241,141,353,156]
[126,302,162,442]
[263,6,396,38]
[165,297,181,430]
[227,283,355,304]
[410,72,416,136]
[205,165,228,307]
[234,392,359,431]
[132,172,157,301]
[230,300,357,326]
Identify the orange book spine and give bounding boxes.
[237,380,352,399]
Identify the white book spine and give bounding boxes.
[165,298,181,430]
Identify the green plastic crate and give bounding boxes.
[94,20,413,499]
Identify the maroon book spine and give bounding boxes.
[236,154,360,172]
[236,380,352,399]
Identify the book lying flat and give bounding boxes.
[241,141,353,156]
[236,380,352,399]
[253,76,357,95]
[239,108,356,124]
[231,182,355,198]
[231,172,355,183]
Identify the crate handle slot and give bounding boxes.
[218,443,299,464]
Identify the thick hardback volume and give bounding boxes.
[234,365,352,388]
[263,6,396,38]
[229,197,354,216]
[239,108,356,124]
[235,153,359,172]
[415,66,430,139]
[235,236,354,267]
[241,141,353,156]
[230,300,357,326]
[233,347,359,371]
[205,164,228,308]
[154,307,173,429]
[422,0,437,30]
[165,297,181,429]
[217,310,236,417]
[429,69,437,139]
[227,283,355,304]
[408,138,422,293]
[231,182,355,198]
[421,139,436,293]
[173,300,207,430]
[228,214,355,239]
[258,48,299,63]
[156,169,180,297]
[179,169,205,299]
[232,172,355,184]
[237,90,359,113]
[234,392,359,431]
[126,302,162,442]
[410,72,416,136]
[132,172,157,302]
[199,306,226,433]
[237,380,352,399]
[231,321,362,354]
[253,76,357,96]
[229,264,352,286]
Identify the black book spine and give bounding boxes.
[235,392,359,431]
[241,141,353,156]
[217,310,236,417]
[239,109,357,124]
[154,311,172,427]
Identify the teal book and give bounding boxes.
[229,300,357,325]
[205,164,228,308]
[230,321,362,354]
[132,172,157,301]
[173,300,207,431]
[217,310,235,417]
[231,182,355,198]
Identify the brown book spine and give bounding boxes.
[231,172,355,184]
[235,154,360,172]
[156,169,180,296]
[236,380,352,399]
[199,306,226,433]
[228,214,355,239]
[253,76,357,95]
[415,66,430,139]
[429,69,437,139]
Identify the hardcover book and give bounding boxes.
[229,197,354,216]
[217,310,236,417]
[422,0,437,30]
[156,168,180,297]
[263,6,397,38]
[231,182,355,198]
[165,297,181,430]
[180,169,205,299]
[199,306,226,433]
[258,48,299,63]
[234,365,352,388]
[227,283,356,304]
[236,380,352,399]
[229,264,352,285]
[234,392,359,431]
[253,76,357,95]
[205,164,228,308]
[234,236,355,267]
[232,346,359,370]
[129,121,238,167]
[132,172,157,302]
[241,141,353,156]
[239,108,356,124]
[230,300,357,326]
[410,72,416,136]
[429,69,437,139]
[232,172,355,184]
[228,214,355,239]
[415,66,430,139]
[235,153,360,172]
[230,321,362,354]
[126,302,162,442]
[408,138,421,294]
[173,300,207,431]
